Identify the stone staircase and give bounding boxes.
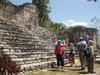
[0,20,56,71]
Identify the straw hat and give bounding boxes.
[79,37,83,40]
[70,43,74,47]
[88,40,94,45]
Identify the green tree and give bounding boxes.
[32,0,50,27]
[48,21,67,33]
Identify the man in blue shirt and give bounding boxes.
[76,37,87,70]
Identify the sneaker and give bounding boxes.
[87,71,91,74]
[88,71,95,73]
[91,71,95,73]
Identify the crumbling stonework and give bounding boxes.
[0,1,56,71]
[61,26,98,48]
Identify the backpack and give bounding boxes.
[84,47,91,57]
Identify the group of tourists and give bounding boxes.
[77,36,95,73]
[54,34,95,73]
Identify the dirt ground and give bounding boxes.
[19,59,100,75]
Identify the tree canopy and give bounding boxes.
[32,0,97,34]
[32,0,50,27]
[48,21,67,33]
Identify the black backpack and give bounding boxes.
[84,47,91,57]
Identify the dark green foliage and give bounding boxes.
[32,0,50,27]
[32,0,68,35]
[48,21,67,33]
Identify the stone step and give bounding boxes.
[5,51,54,55]
[0,20,54,71]
[10,56,56,65]
[11,55,55,60]
[6,53,54,59]
[20,60,56,71]
[95,55,100,64]
[96,55,100,58]
[12,58,35,62]
[19,59,68,71]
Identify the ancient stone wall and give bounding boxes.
[62,26,98,48]
[0,1,56,71]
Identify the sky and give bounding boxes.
[10,0,100,28]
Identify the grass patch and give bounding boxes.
[94,63,100,69]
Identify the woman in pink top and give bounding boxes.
[54,40,66,71]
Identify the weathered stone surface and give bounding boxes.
[61,26,98,48]
[0,1,56,71]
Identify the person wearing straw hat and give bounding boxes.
[86,40,95,73]
[76,37,87,70]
